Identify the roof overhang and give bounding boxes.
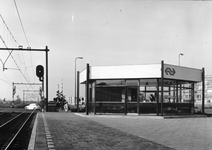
[80,63,203,84]
[163,64,202,82]
[80,64,161,83]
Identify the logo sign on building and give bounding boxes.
[164,64,202,82]
[165,67,176,76]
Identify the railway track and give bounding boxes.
[0,110,36,150]
[0,112,21,126]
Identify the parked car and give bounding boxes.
[25,103,41,110]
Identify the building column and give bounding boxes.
[168,84,171,103]
[161,60,164,116]
[157,79,159,115]
[180,84,182,103]
[77,71,80,112]
[191,82,195,114]
[125,80,127,115]
[94,82,96,115]
[202,68,205,114]
[176,81,178,115]
[137,80,140,115]
[45,47,49,112]
[86,63,90,115]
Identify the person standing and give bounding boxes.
[149,94,155,102]
[64,102,68,112]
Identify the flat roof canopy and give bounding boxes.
[80,63,203,83]
[164,64,202,82]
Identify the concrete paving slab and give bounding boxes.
[32,112,212,150]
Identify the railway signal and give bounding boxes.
[36,65,44,104]
[36,65,44,82]
[13,86,16,96]
[39,86,42,97]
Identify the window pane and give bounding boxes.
[96,80,125,86]
[126,80,138,86]
[96,87,125,102]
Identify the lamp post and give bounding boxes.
[75,57,83,107]
[179,53,183,66]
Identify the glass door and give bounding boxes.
[127,87,138,113]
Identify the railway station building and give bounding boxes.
[79,61,205,116]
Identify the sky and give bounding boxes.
[0,0,212,101]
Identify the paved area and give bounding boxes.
[84,114,212,150]
[32,112,212,150]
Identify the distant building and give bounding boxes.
[194,74,212,106]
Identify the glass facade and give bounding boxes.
[96,87,125,102]
[87,78,197,115]
[159,80,195,115]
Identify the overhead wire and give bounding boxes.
[0,77,11,85]
[0,2,41,98]
[18,52,31,83]
[0,34,33,90]
[0,10,33,90]
[30,52,36,82]
[0,69,12,83]
[12,1,32,84]
[0,77,24,96]
[0,80,23,92]
[0,14,20,46]
[0,34,7,48]
[13,0,30,47]
[13,0,36,83]
[0,33,13,85]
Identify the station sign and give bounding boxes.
[164,64,202,82]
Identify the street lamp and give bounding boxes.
[75,57,83,107]
[179,53,183,66]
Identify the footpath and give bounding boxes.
[29,112,212,150]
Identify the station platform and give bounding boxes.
[28,112,212,150]
[28,112,174,150]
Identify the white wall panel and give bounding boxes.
[90,64,161,79]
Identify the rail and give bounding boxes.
[0,110,35,150]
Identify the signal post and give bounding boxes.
[0,46,49,111]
